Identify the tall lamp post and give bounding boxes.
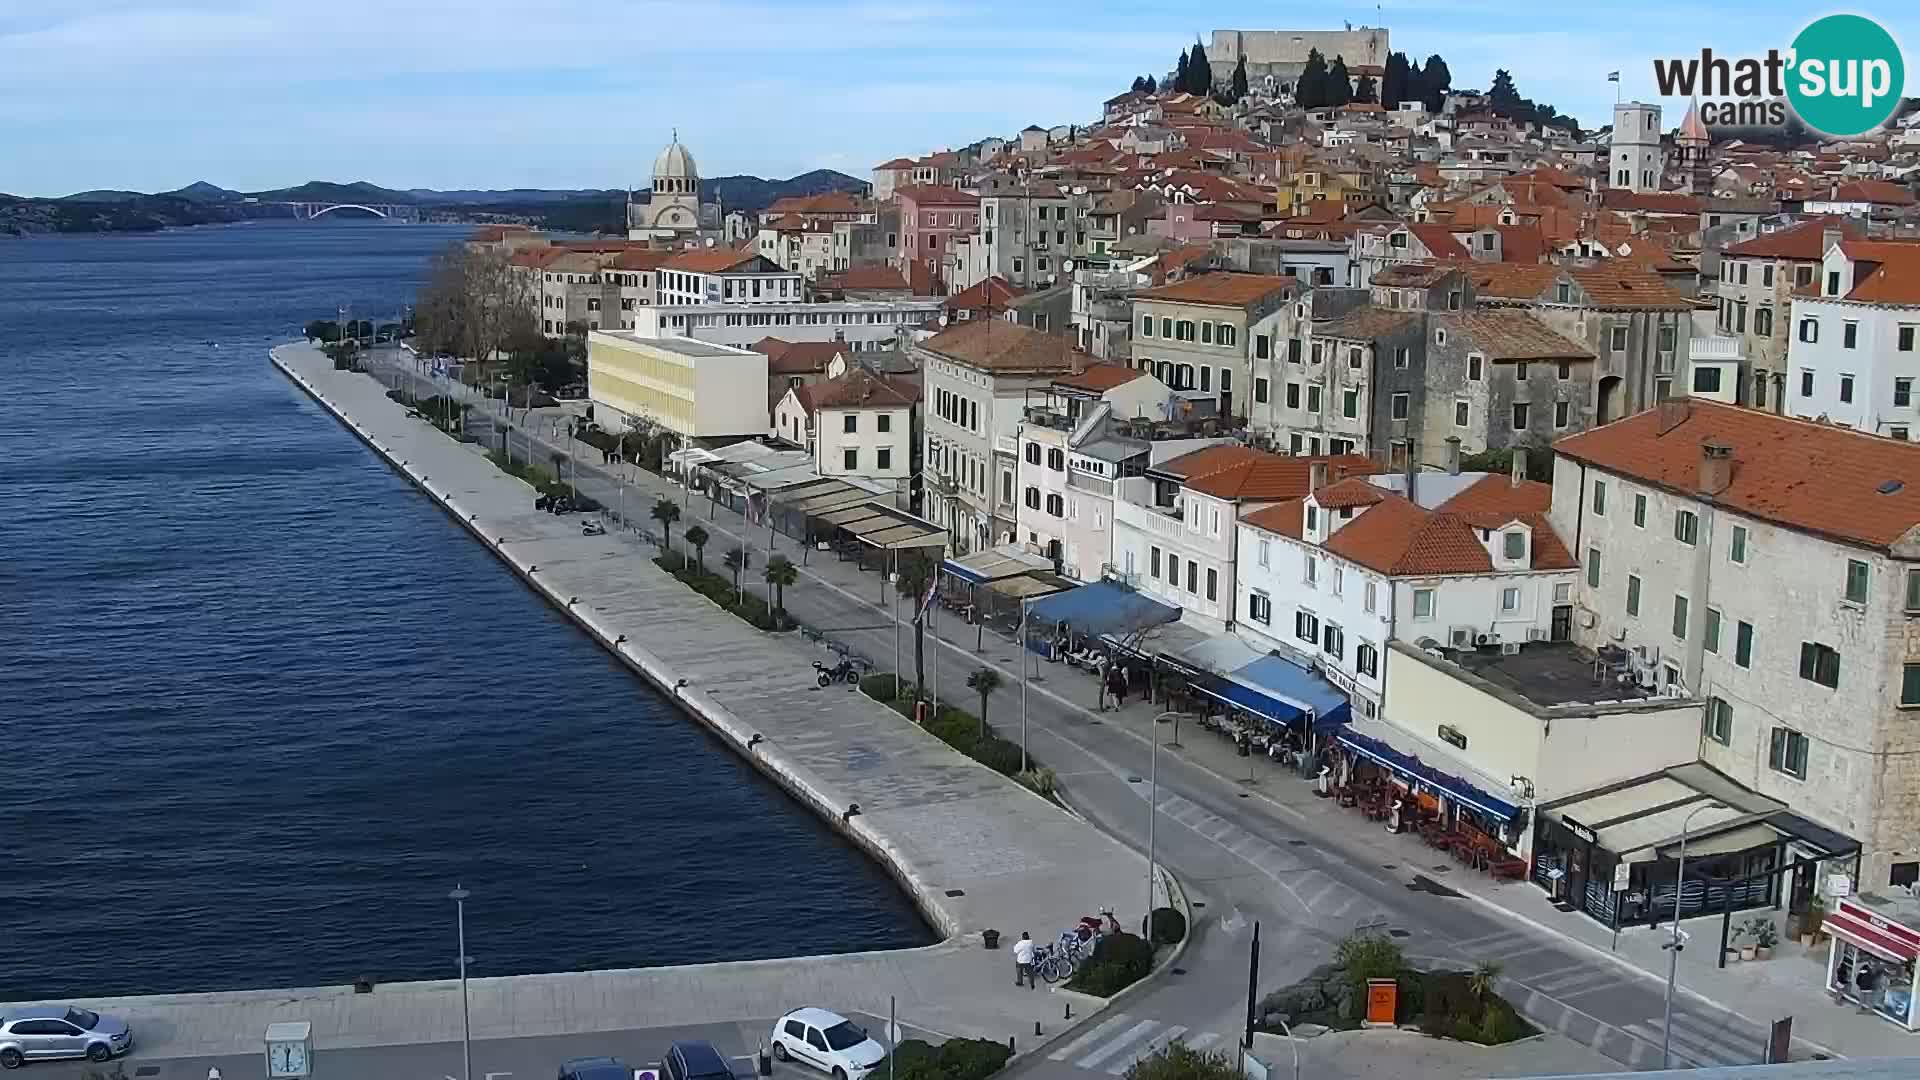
[1661,801,1727,1069]
[449,884,473,1080]
[1146,710,1181,932]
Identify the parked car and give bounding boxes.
[558,1057,633,1080]
[664,1040,736,1080]
[769,1008,885,1080]
[0,1006,132,1068]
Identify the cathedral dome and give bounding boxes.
[654,137,698,182]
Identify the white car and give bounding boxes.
[770,1008,886,1080]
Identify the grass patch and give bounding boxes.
[869,1038,1009,1080]
[1257,934,1535,1044]
[1064,931,1156,997]
[857,675,1056,799]
[484,449,601,510]
[654,551,786,631]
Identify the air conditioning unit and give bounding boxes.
[1501,641,1523,656]
[1475,632,1494,647]
[1636,667,1658,689]
[1634,643,1660,665]
[1577,609,1597,629]
[1527,628,1549,642]
[1450,627,1475,648]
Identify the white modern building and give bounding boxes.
[656,250,806,306]
[1785,238,1920,441]
[1551,398,1920,894]
[631,298,942,353]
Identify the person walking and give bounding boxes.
[1012,931,1035,988]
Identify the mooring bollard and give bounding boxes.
[1033,1021,1041,1037]
[1064,1003,1072,1020]
[1007,1036,1015,1054]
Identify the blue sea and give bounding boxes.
[0,221,930,1000]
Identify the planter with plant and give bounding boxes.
[1726,923,1745,964]
[1747,917,1779,960]
[1803,895,1826,947]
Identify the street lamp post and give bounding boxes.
[449,884,473,1080]
[1018,598,1030,774]
[1661,801,1727,1069]
[1146,710,1181,933]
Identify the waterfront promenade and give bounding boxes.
[0,343,1149,1067]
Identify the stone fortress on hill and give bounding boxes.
[1207,27,1390,89]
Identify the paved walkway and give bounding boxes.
[0,344,1148,1061]
[376,355,1920,1063]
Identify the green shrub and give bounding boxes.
[935,1037,1012,1080]
[877,1039,941,1080]
[1018,767,1056,797]
[972,736,1024,775]
[1122,1041,1237,1080]
[1067,931,1155,996]
[1147,906,1186,945]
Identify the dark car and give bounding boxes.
[665,1040,735,1080]
[558,1057,632,1080]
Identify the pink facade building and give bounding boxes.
[895,184,979,293]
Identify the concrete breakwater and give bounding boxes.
[1,343,1146,1061]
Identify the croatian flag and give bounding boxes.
[916,578,938,622]
[1606,71,1620,82]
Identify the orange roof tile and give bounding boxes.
[809,368,916,410]
[1320,497,1577,576]
[1436,473,1554,518]
[662,248,765,273]
[830,264,910,291]
[1135,271,1296,307]
[1314,477,1387,509]
[921,318,1086,373]
[1466,262,1693,311]
[944,276,1018,313]
[1182,453,1375,502]
[1437,310,1594,361]
[1553,399,1920,550]
[1821,179,1917,206]
[1243,498,1306,539]
[894,184,980,207]
[1836,241,1920,305]
[1723,216,1862,260]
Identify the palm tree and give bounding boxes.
[723,546,749,599]
[967,667,1003,741]
[764,555,797,627]
[1469,961,1503,1000]
[684,524,710,575]
[651,497,681,555]
[896,553,935,700]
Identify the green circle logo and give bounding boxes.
[1786,14,1905,136]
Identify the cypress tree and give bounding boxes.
[1296,48,1327,108]
[1231,55,1249,101]
[1176,49,1190,94]
[1422,54,1453,112]
[1354,76,1378,105]
[1187,39,1212,94]
[1326,56,1353,107]
[1382,52,1410,109]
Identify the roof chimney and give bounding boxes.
[1656,396,1692,436]
[1309,460,1329,492]
[1445,435,1462,475]
[1510,447,1527,486]
[1822,223,1842,258]
[1699,439,1734,497]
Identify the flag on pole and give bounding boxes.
[915,577,938,622]
[1606,71,1621,82]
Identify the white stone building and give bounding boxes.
[655,250,805,307]
[1235,464,1581,720]
[631,299,941,353]
[1551,398,1920,893]
[1785,238,1920,441]
[774,368,918,488]
[1607,102,1663,194]
[627,135,719,242]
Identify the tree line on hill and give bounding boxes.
[1124,42,1579,134]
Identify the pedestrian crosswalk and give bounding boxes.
[1622,1010,1766,1069]
[1046,1014,1236,1075]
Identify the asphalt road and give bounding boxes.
[364,358,1788,1077]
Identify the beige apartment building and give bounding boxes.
[1130,273,1299,421]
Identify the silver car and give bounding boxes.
[0,1006,132,1068]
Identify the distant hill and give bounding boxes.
[248,180,421,204]
[3,193,243,235]
[405,187,624,206]
[166,181,244,203]
[61,189,147,203]
[702,169,867,213]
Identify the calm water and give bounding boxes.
[0,222,930,1001]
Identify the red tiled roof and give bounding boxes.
[1836,240,1920,305]
[1436,473,1554,518]
[1466,262,1694,311]
[809,368,916,410]
[1182,452,1375,502]
[1055,363,1143,394]
[1722,216,1862,260]
[1599,190,1705,215]
[1408,223,1470,259]
[831,264,910,291]
[662,248,764,273]
[1552,399,1920,550]
[921,318,1087,373]
[1135,271,1295,307]
[609,249,673,271]
[1436,310,1594,361]
[874,157,917,169]
[1820,179,1917,206]
[944,276,1018,313]
[1320,497,1577,576]
[894,183,980,207]
[1243,498,1306,538]
[1313,477,1387,509]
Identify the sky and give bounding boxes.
[0,1,1914,198]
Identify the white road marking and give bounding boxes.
[1076,1019,1160,1070]
[1048,1014,1135,1062]
[1106,1025,1189,1074]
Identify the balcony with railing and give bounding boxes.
[1114,495,1189,541]
[1067,471,1114,497]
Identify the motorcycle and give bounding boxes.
[813,658,861,687]
[581,519,607,537]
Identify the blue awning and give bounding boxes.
[1335,718,1521,821]
[1025,580,1180,640]
[1227,655,1352,733]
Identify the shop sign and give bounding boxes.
[1613,862,1632,892]
[1561,816,1596,844]
[1827,873,1853,898]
